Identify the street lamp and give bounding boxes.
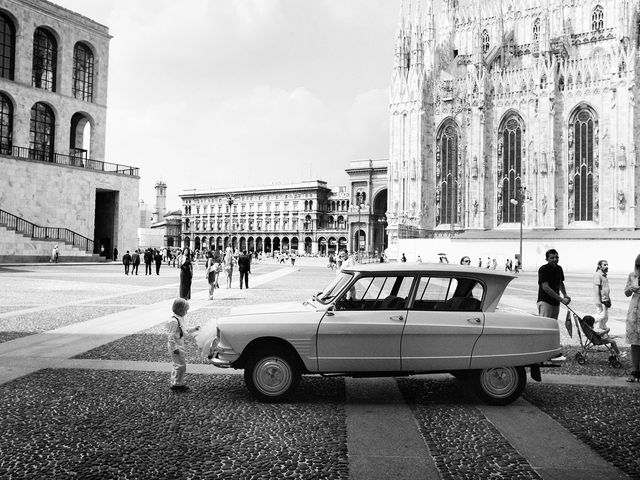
[356,202,367,262]
[226,194,235,251]
[510,187,525,272]
[376,215,387,256]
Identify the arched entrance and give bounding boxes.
[318,237,327,256]
[183,236,191,249]
[194,237,201,251]
[373,188,388,253]
[256,237,263,252]
[273,237,280,252]
[291,237,299,252]
[216,237,223,250]
[328,237,336,254]
[264,237,272,253]
[338,237,347,252]
[247,236,254,252]
[304,237,312,254]
[282,237,289,251]
[354,230,365,254]
[239,237,246,251]
[232,236,238,250]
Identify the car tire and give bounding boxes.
[244,348,301,403]
[472,366,526,406]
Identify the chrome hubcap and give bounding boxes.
[481,367,517,398]
[254,357,292,396]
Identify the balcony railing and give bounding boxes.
[3,144,139,176]
[398,226,465,239]
[0,208,94,252]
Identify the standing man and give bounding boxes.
[238,250,251,289]
[144,248,153,275]
[122,250,132,275]
[593,260,611,334]
[154,249,163,275]
[113,247,118,262]
[537,248,571,320]
[131,249,141,275]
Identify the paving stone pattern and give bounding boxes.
[0,369,349,480]
[0,305,132,334]
[525,383,640,479]
[397,378,543,480]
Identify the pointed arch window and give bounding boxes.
[533,18,540,42]
[32,28,57,92]
[592,5,604,31]
[569,108,598,222]
[0,13,15,80]
[436,122,459,226]
[498,115,524,224]
[482,29,490,54]
[73,42,94,102]
[0,92,13,155]
[29,102,55,162]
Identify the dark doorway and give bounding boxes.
[94,189,117,257]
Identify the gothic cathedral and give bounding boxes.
[387,0,640,245]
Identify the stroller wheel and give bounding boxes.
[609,356,622,369]
[575,352,586,365]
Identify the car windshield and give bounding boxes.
[314,272,353,304]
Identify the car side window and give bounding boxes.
[335,276,412,310]
[412,276,483,311]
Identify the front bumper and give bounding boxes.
[208,337,240,368]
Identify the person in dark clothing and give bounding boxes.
[144,248,153,275]
[122,250,131,275]
[113,247,118,262]
[179,247,193,299]
[238,250,251,289]
[131,250,141,275]
[537,248,571,320]
[154,249,163,275]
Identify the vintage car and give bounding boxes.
[201,263,561,405]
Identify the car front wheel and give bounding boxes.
[472,366,526,406]
[244,349,301,402]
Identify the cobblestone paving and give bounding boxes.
[397,378,543,480]
[525,383,640,479]
[0,369,348,480]
[0,305,132,337]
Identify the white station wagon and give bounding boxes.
[202,264,561,405]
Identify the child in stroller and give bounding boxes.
[567,307,622,368]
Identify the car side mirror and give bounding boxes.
[326,304,336,316]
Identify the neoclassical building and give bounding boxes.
[180,181,351,255]
[387,0,640,245]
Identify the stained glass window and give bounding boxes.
[499,116,523,224]
[570,109,596,222]
[592,5,604,31]
[436,123,459,225]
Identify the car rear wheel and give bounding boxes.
[472,366,526,406]
[244,349,301,403]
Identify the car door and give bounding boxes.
[316,274,414,372]
[401,275,485,371]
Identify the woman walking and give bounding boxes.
[179,247,193,300]
[224,246,235,289]
[624,254,640,382]
[206,250,222,300]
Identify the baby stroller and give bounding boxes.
[565,305,622,368]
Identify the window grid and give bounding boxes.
[0,13,15,80]
[0,92,12,155]
[500,117,523,224]
[533,18,540,42]
[73,43,94,102]
[572,110,595,221]
[482,29,490,54]
[592,5,604,31]
[436,124,459,225]
[32,28,57,92]
[29,102,55,162]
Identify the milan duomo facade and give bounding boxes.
[387,0,640,247]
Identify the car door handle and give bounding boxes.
[390,315,404,321]
[467,317,482,324]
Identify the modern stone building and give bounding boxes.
[180,181,351,255]
[0,0,139,262]
[388,0,640,269]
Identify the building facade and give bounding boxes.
[180,181,350,255]
[0,0,139,261]
[388,0,640,246]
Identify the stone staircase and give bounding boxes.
[0,209,105,263]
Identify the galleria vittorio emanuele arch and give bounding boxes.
[388,0,640,269]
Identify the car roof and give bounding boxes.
[343,262,516,279]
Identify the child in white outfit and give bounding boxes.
[167,298,200,392]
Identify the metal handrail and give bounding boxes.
[0,208,94,253]
[2,144,139,176]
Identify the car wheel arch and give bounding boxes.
[235,337,307,373]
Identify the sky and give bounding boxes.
[50,0,400,210]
